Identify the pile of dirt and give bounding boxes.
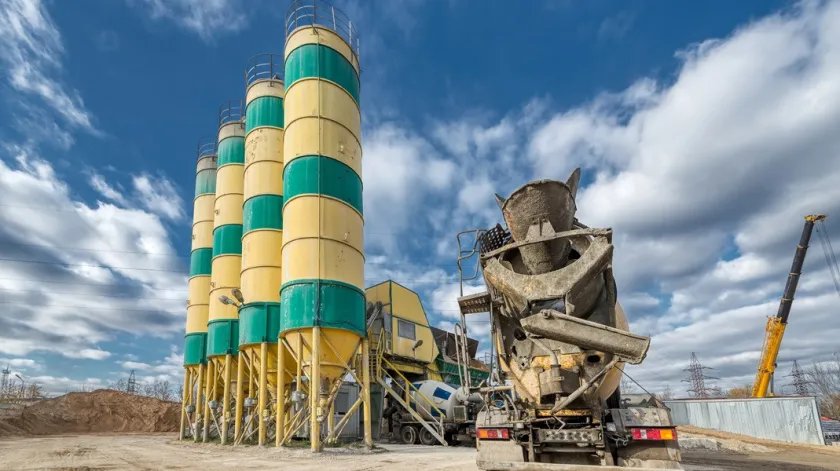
[679,425,840,457]
[0,389,179,437]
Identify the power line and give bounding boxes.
[0,257,183,273]
[0,241,476,269]
[0,257,470,284]
[0,301,178,313]
[0,276,188,292]
[0,203,452,238]
[3,241,182,258]
[815,220,840,298]
[0,286,185,301]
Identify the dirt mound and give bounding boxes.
[0,389,179,437]
[679,425,840,457]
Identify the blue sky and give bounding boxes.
[2,0,840,396]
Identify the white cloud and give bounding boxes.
[0,0,98,133]
[121,360,152,370]
[89,173,127,205]
[0,146,186,359]
[131,173,185,221]
[0,357,40,370]
[71,349,112,360]
[135,0,249,41]
[22,375,104,396]
[362,123,456,255]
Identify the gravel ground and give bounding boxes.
[0,433,838,471]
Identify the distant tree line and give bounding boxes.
[105,377,181,403]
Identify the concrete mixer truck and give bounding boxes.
[455,168,682,469]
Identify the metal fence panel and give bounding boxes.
[663,397,825,445]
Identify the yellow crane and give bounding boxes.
[752,214,837,398]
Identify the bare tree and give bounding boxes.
[620,376,637,394]
[724,384,752,399]
[25,383,44,400]
[657,385,674,401]
[107,378,128,392]
[806,356,840,419]
[139,378,174,401]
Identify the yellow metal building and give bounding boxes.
[365,280,490,386]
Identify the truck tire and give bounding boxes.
[419,427,438,445]
[400,425,418,444]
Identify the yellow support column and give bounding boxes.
[221,354,232,444]
[258,342,269,445]
[362,337,373,448]
[276,338,285,447]
[310,327,322,452]
[202,363,214,442]
[179,370,190,440]
[195,363,205,442]
[234,354,245,441]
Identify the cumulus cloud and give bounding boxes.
[22,375,104,396]
[121,360,152,370]
[134,0,249,41]
[132,173,185,221]
[0,0,98,133]
[0,146,186,359]
[89,173,127,205]
[0,357,41,370]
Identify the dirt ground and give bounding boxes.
[1,434,839,471]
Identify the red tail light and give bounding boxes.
[630,428,676,441]
[476,428,510,440]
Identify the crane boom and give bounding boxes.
[751,214,826,398]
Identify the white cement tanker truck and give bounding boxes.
[383,379,485,445]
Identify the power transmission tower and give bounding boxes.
[785,360,813,396]
[127,370,137,394]
[1,365,10,400]
[682,352,720,398]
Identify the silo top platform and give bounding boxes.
[285,0,360,62]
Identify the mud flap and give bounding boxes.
[477,439,525,469]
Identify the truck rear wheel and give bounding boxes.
[400,425,418,444]
[419,427,438,445]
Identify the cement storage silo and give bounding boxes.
[204,100,246,445]
[236,53,291,446]
[180,137,217,442]
[280,0,370,451]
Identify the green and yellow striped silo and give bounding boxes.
[204,100,246,445]
[236,54,288,446]
[281,1,365,451]
[181,137,216,442]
